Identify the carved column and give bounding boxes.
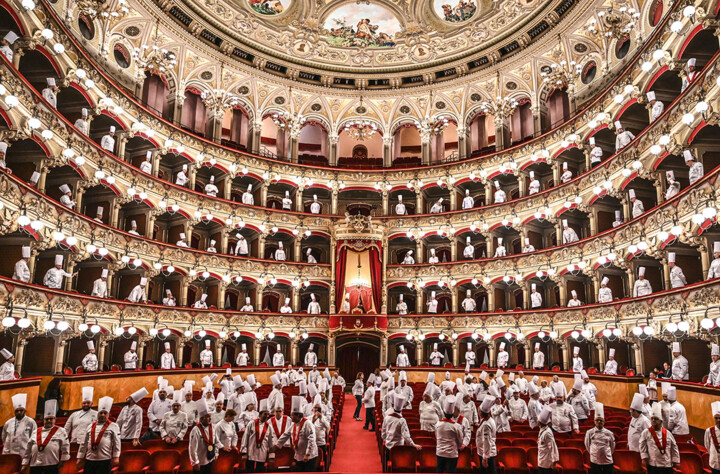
[487,285,496,312]
[328,334,336,366]
[331,190,338,215]
[449,186,457,211]
[381,335,388,367]
[188,166,197,192]
[416,239,424,264]
[451,290,458,314]
[179,277,189,306]
[524,342,532,367]
[75,187,86,215]
[517,171,527,198]
[223,177,232,200]
[589,208,598,236]
[489,342,497,367]
[117,135,128,162]
[251,121,262,155]
[291,339,299,366]
[555,221,563,247]
[523,284,530,310]
[457,126,467,160]
[560,343,569,371]
[176,339,185,368]
[597,341,606,371]
[383,135,393,168]
[97,336,108,371]
[558,280,567,306]
[382,191,389,216]
[452,341,459,367]
[254,341,262,366]
[591,274,600,304]
[415,342,423,367]
[700,244,710,278]
[217,283,227,310]
[633,342,644,375]
[450,239,457,262]
[421,133,431,165]
[662,257,671,291]
[328,134,339,167]
[258,235,266,260]
[137,340,146,368]
[494,115,510,151]
[415,190,424,215]
[295,188,304,212]
[292,288,301,313]
[14,336,29,377]
[55,337,66,374]
[260,185,268,209]
[214,339,223,366]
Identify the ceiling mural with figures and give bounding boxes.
[433,0,478,23]
[323,3,401,48]
[247,0,293,15]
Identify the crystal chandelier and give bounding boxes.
[479,96,518,119]
[76,0,129,22]
[343,120,378,141]
[415,115,450,137]
[587,6,641,39]
[131,21,177,76]
[272,111,306,137]
[541,60,582,89]
[201,89,241,112]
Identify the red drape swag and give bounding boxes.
[335,240,382,313]
[369,246,382,312]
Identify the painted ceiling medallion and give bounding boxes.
[247,0,292,15]
[323,3,401,48]
[434,0,477,23]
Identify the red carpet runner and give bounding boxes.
[330,393,383,473]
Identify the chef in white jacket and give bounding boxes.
[304,344,318,366]
[58,184,75,209]
[44,255,75,289]
[117,388,147,444]
[161,391,190,444]
[633,266,653,297]
[82,341,99,372]
[430,198,444,214]
[160,342,176,369]
[461,290,476,312]
[310,194,321,214]
[23,399,70,471]
[282,190,293,210]
[464,342,475,367]
[91,269,109,298]
[65,387,97,444]
[1,31,19,62]
[532,343,545,370]
[241,185,254,205]
[0,141,8,171]
[640,403,680,470]
[139,151,153,174]
[396,345,410,367]
[402,249,415,264]
[612,210,623,227]
[560,162,572,183]
[280,297,293,313]
[462,189,474,209]
[12,246,31,282]
[685,149,704,185]
[207,239,217,253]
[567,290,582,307]
[522,238,535,253]
[42,78,58,108]
[200,339,214,368]
[204,175,218,196]
[551,389,579,434]
[508,390,529,422]
[598,277,613,303]
[73,108,90,136]
[494,180,506,203]
[175,164,189,187]
[272,397,318,468]
[395,372,414,410]
[307,293,321,314]
[100,126,116,153]
[240,400,272,470]
[127,277,148,303]
[615,121,635,151]
[188,399,218,471]
[240,297,254,312]
[463,237,475,259]
[395,195,407,215]
[273,345,285,367]
[671,342,689,381]
[428,248,439,264]
[589,137,603,166]
[194,294,208,309]
[648,91,664,122]
[275,241,286,261]
[665,170,681,200]
[528,170,541,194]
[494,237,506,258]
[429,343,444,366]
[562,219,579,243]
[496,342,509,368]
[128,220,140,236]
[681,58,699,92]
[124,341,139,369]
[234,234,249,256]
[668,252,687,288]
[306,248,317,263]
[571,346,583,373]
[628,393,651,453]
[530,283,542,309]
[706,343,720,387]
[163,289,176,306]
[704,401,720,471]
[666,387,689,435]
[427,291,439,313]
[603,348,618,375]
[2,393,37,462]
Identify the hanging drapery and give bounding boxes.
[335,239,382,314]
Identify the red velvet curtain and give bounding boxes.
[369,246,382,312]
[335,244,348,310]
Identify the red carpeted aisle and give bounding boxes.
[330,393,383,473]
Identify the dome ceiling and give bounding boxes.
[172,0,575,73]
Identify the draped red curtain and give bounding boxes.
[335,244,348,310]
[369,246,382,312]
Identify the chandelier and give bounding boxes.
[201,89,241,112]
[131,21,177,76]
[76,0,129,22]
[541,60,582,89]
[415,115,450,137]
[479,96,518,119]
[587,6,641,39]
[272,111,306,137]
[343,120,378,141]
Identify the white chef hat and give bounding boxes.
[399,370,407,382]
[196,398,210,417]
[563,162,568,170]
[712,344,719,356]
[687,58,696,67]
[100,269,108,278]
[638,384,648,397]
[535,342,540,350]
[442,395,457,414]
[298,380,307,395]
[313,194,317,200]
[672,342,681,353]
[629,189,636,199]
[573,346,580,355]
[44,399,58,418]
[247,374,256,386]
[270,374,280,386]
[399,294,404,301]
[499,342,506,350]
[59,184,71,194]
[667,386,677,401]
[399,345,405,352]
[204,339,211,348]
[109,126,116,133]
[589,137,595,146]
[650,402,662,420]
[96,206,104,217]
[712,401,720,417]
[0,142,6,153]
[209,175,215,183]
[581,370,588,380]
[431,291,436,298]
[528,383,539,396]
[201,294,207,302]
[140,277,147,286]
[525,238,530,245]
[646,91,656,101]
[433,343,438,350]
[594,402,605,419]
[21,246,30,258]
[615,210,621,219]
[4,31,19,44]
[630,393,645,412]
[98,396,113,413]
[87,340,95,350]
[529,170,535,179]
[572,376,583,391]
[431,248,436,255]
[479,394,496,413]
[291,395,305,414]
[46,77,56,87]
[131,387,149,403]
[30,171,40,183]
[551,382,565,398]
[614,121,623,130]
[163,341,171,350]
[182,164,188,171]
[180,232,186,239]
[683,150,694,162]
[602,277,609,285]
[531,283,536,290]
[54,254,64,266]
[563,219,569,227]
[309,343,314,351]
[494,180,500,188]
[638,266,645,276]
[608,348,615,357]
[245,297,251,304]
[498,237,503,244]
[393,394,406,412]
[438,198,444,203]
[12,393,27,410]
[668,252,676,263]
[508,373,515,382]
[82,386,94,402]
[538,405,553,424]
[284,297,290,305]
[571,290,577,298]
[666,170,674,181]
[277,344,281,351]
[210,239,216,246]
[247,184,253,192]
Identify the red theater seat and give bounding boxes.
[613,449,642,474]
[177,450,194,474]
[512,439,537,450]
[111,450,150,473]
[0,455,22,474]
[211,450,239,473]
[418,447,437,472]
[497,447,529,474]
[557,447,585,474]
[675,452,705,474]
[387,446,418,472]
[271,446,295,470]
[148,450,181,474]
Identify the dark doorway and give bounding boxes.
[335,334,381,383]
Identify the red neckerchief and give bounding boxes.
[441,418,455,423]
[197,423,213,447]
[271,416,288,437]
[389,413,401,419]
[292,418,306,447]
[649,426,668,454]
[37,425,60,451]
[688,71,698,82]
[254,419,269,448]
[456,415,465,424]
[711,427,720,452]
[90,421,109,451]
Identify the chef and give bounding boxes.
[435,395,465,473]
[706,343,720,387]
[242,185,254,205]
[567,290,582,307]
[671,342,688,381]
[188,399,218,471]
[560,162,572,183]
[681,58,699,92]
[528,170,541,194]
[530,283,542,309]
[396,294,408,315]
[572,346,583,373]
[194,294,209,309]
[464,342,475,367]
[429,343,444,366]
[538,406,559,471]
[476,395,498,472]
[628,393,651,453]
[205,176,218,197]
[162,289,176,306]
[310,195,321,214]
[42,78,58,108]
[160,342,176,369]
[100,126,116,153]
[234,234,248,256]
[139,151,153,174]
[704,401,720,472]
[395,195,407,215]
[1,31,19,62]
[12,245,31,282]
[584,403,615,472]
[395,372,414,410]
[532,343,544,370]
[569,377,590,423]
[66,387,97,444]
[207,239,217,253]
[175,164,189,187]
[639,403,680,471]
[464,237,475,259]
[527,384,542,429]
[58,184,75,209]
[604,348,618,375]
[44,255,75,289]
[685,149,704,185]
[200,340,214,368]
[240,400,272,471]
[598,277,613,302]
[522,238,535,253]
[666,387,689,436]
[161,391,190,444]
[396,345,409,367]
[402,250,415,264]
[145,383,172,441]
[280,297,293,313]
[462,189,474,209]
[23,399,70,471]
[562,219,579,243]
[2,393,37,462]
[668,252,687,289]
[128,220,140,236]
[82,341,99,372]
[282,190,293,210]
[551,390,579,434]
[648,91,664,122]
[496,342,509,368]
[91,269,109,298]
[430,198,444,214]
[304,344,318,367]
[274,241,286,261]
[665,171,680,200]
[494,181,506,203]
[427,291,439,313]
[589,137,603,166]
[240,297,254,312]
[127,277,148,303]
[273,345,285,367]
[494,237,506,257]
[117,388,147,444]
[615,121,635,151]
[508,390,529,422]
[306,248,317,264]
[0,141,8,171]
[461,290,476,312]
[633,267,653,297]
[236,344,251,367]
[76,396,121,472]
[272,396,318,470]
[307,293,321,314]
[124,341,139,369]
[612,210,623,227]
[429,248,439,264]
